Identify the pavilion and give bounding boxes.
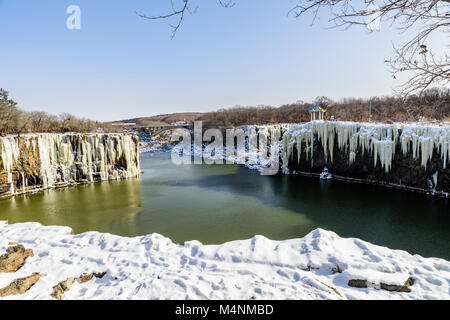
[308,104,327,121]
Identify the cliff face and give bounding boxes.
[0,133,140,198]
[281,122,450,196]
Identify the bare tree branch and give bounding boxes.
[136,0,190,40]
[137,0,235,39]
[290,0,450,96]
[138,0,449,96]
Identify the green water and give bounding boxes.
[0,152,449,259]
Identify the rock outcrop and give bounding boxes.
[50,277,76,300]
[0,245,34,273]
[348,277,415,293]
[0,273,41,297]
[50,272,107,300]
[0,133,140,198]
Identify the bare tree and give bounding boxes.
[199,87,449,126]
[139,0,449,96]
[314,96,333,108]
[0,89,124,134]
[289,0,450,96]
[136,0,235,39]
[0,89,21,135]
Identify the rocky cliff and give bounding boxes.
[0,133,140,198]
[280,121,449,196]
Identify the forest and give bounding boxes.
[0,89,120,135]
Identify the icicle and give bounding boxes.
[0,133,140,196]
[296,135,302,164]
[433,171,438,188]
[281,121,449,174]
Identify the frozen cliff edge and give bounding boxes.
[281,121,450,196]
[143,121,450,194]
[200,122,448,195]
[0,133,140,198]
[0,221,449,300]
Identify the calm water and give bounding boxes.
[0,152,449,259]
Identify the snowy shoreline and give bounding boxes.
[1,221,449,300]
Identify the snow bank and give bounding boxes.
[1,221,449,300]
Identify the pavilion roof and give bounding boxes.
[308,104,327,112]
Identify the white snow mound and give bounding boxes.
[0,222,449,300]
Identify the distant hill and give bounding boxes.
[116,112,203,126]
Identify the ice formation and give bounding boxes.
[242,124,290,168]
[281,121,450,173]
[184,124,291,171]
[144,121,448,193]
[0,133,140,196]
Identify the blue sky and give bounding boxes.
[0,0,443,121]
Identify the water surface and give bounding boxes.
[0,152,449,259]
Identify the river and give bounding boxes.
[0,151,449,259]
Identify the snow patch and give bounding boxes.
[0,222,449,300]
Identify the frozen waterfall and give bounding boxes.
[281,121,450,174]
[0,133,140,197]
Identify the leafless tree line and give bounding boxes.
[200,87,450,128]
[0,89,120,135]
[2,87,448,135]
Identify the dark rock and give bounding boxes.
[348,277,414,293]
[348,279,368,288]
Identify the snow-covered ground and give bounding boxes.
[1,221,449,300]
